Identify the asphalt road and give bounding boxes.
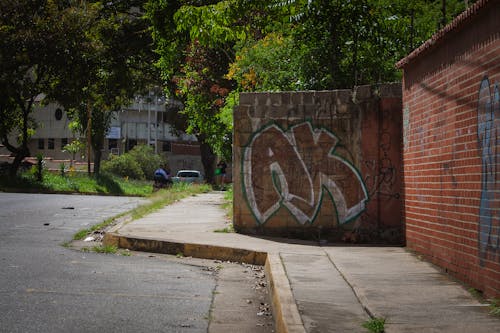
[0,193,217,333]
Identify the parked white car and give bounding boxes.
[171,170,204,183]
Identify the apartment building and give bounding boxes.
[7,94,203,174]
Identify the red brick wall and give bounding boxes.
[233,84,403,243]
[401,3,500,297]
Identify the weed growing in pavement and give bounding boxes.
[468,287,483,300]
[220,184,233,220]
[176,252,184,258]
[91,245,118,254]
[490,298,500,316]
[213,225,234,233]
[73,212,127,240]
[362,317,385,333]
[60,241,71,248]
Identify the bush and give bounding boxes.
[101,154,145,179]
[127,145,167,180]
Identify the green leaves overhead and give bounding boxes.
[147,0,475,179]
[174,1,246,47]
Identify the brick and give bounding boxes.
[401,5,500,298]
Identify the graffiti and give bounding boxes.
[403,105,410,147]
[243,122,368,225]
[364,111,398,200]
[477,76,500,264]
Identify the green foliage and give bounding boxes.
[490,298,500,317]
[101,144,167,180]
[0,170,152,197]
[91,245,118,254]
[101,154,145,180]
[0,0,95,174]
[213,225,234,233]
[227,33,306,91]
[63,139,84,165]
[147,0,475,180]
[127,145,167,180]
[220,184,233,220]
[72,182,212,241]
[362,317,386,333]
[59,162,65,177]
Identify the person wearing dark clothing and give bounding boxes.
[216,161,227,185]
[154,167,170,185]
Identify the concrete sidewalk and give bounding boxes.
[103,192,499,333]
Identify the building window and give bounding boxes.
[108,139,118,150]
[38,139,45,150]
[61,138,68,149]
[48,138,55,150]
[55,108,63,121]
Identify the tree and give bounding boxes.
[0,1,156,176]
[146,0,475,184]
[57,0,157,175]
[146,0,248,183]
[0,0,95,175]
[227,0,475,91]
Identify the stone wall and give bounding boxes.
[233,84,403,244]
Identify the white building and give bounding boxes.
[1,93,203,174]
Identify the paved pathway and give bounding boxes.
[106,192,499,333]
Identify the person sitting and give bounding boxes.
[154,166,170,185]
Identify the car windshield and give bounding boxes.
[178,172,199,178]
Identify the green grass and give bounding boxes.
[73,210,131,240]
[214,225,234,233]
[0,171,152,196]
[362,317,385,333]
[73,182,212,241]
[220,184,233,219]
[92,245,118,254]
[214,184,234,233]
[129,182,211,220]
[490,298,500,316]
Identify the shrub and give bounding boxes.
[127,144,167,180]
[101,154,145,179]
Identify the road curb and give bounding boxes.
[265,253,307,333]
[103,232,304,333]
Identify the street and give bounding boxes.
[0,193,216,332]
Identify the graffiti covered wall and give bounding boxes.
[397,0,500,298]
[233,84,403,243]
[477,77,500,265]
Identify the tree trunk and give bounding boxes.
[199,137,216,185]
[10,146,29,177]
[93,147,102,176]
[8,103,31,177]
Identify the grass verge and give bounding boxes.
[214,184,234,233]
[0,171,152,196]
[73,182,212,241]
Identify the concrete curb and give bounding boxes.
[103,232,304,333]
[265,254,306,333]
